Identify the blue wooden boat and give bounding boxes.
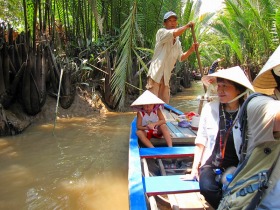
[128,104,210,210]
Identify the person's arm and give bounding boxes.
[181,42,199,61]
[181,143,205,180]
[191,144,204,177]
[173,21,194,38]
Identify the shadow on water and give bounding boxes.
[0,81,204,210]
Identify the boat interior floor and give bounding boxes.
[141,156,214,209]
[138,106,214,209]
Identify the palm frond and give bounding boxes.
[110,2,140,110]
[275,8,280,43]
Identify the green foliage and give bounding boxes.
[276,8,280,43]
[2,0,280,110]
[110,2,142,109]
[209,0,279,66]
[26,0,34,32]
[135,0,164,47]
[0,0,24,30]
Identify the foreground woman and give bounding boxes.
[182,66,254,209]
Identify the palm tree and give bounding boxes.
[1,0,279,112]
[210,0,280,69]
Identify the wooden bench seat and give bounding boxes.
[163,107,197,138]
[166,122,186,138]
[139,146,195,159]
[144,175,200,196]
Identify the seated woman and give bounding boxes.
[131,90,172,148]
[181,66,254,209]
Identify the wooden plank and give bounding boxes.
[140,146,195,159]
[164,104,184,115]
[161,109,176,122]
[157,160,211,210]
[167,122,185,138]
[144,175,200,196]
[162,108,181,122]
[169,193,213,210]
[158,159,179,210]
[161,105,196,143]
[142,158,159,210]
[169,121,197,137]
[150,138,195,146]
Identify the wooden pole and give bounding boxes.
[191,27,206,92]
[197,96,204,115]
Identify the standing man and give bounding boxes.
[146,11,198,103]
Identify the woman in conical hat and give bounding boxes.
[131,90,172,148]
[202,66,255,102]
[182,66,254,209]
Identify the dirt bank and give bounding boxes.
[1,87,108,136]
[34,87,108,124]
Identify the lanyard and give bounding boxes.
[218,104,238,164]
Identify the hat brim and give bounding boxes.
[202,66,255,92]
[131,90,165,107]
[252,86,274,95]
[163,11,178,21]
[253,45,280,89]
[164,15,177,20]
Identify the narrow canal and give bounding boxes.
[0,81,204,210]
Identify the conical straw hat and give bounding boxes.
[131,90,165,107]
[202,66,255,92]
[253,45,280,94]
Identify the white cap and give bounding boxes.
[164,11,177,21]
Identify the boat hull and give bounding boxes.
[128,104,200,209]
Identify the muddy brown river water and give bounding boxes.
[0,81,204,210]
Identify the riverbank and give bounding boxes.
[1,80,205,136]
[1,87,108,136]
